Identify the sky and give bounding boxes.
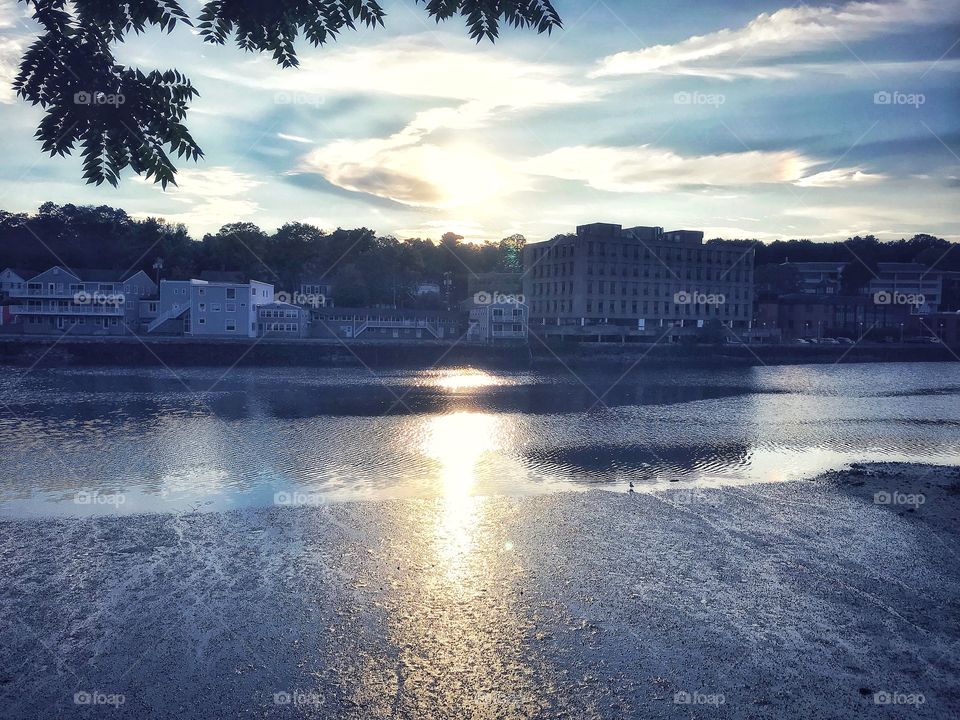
[0,0,958,243]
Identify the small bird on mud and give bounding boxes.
[628,481,635,493]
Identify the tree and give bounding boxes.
[14,0,562,188]
[498,233,525,271]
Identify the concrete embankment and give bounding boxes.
[0,334,955,368]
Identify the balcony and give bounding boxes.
[9,304,125,316]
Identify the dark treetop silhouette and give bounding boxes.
[13,0,563,188]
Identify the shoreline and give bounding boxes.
[2,462,958,718]
[0,334,956,368]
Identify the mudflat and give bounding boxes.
[1,463,958,719]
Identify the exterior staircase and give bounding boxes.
[147,304,188,333]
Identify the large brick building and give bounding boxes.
[522,223,754,342]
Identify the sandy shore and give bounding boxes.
[1,463,958,718]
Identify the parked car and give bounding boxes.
[905,336,941,344]
[793,338,811,344]
[836,337,854,344]
[818,337,840,345]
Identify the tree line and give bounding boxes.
[0,203,525,307]
[0,204,955,305]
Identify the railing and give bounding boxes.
[147,304,189,333]
[354,319,441,338]
[9,304,125,316]
[12,288,82,298]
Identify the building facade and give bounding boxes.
[310,307,460,340]
[865,263,943,312]
[522,223,754,341]
[4,266,157,335]
[257,302,309,338]
[781,261,848,295]
[465,300,528,344]
[148,279,274,337]
[755,294,915,340]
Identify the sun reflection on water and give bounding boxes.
[424,411,497,582]
[430,368,502,392]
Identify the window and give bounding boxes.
[212,304,221,312]
[226,319,236,331]
[199,303,206,312]
[226,303,236,313]
[198,318,205,325]
[226,288,236,299]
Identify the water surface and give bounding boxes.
[1,362,958,516]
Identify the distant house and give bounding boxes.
[780,261,848,296]
[0,268,33,300]
[148,278,273,338]
[414,281,441,296]
[288,279,331,308]
[310,306,460,340]
[5,266,157,335]
[257,302,309,338]
[465,299,529,344]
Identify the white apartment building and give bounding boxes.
[148,279,274,337]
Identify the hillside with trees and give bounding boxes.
[0,204,525,307]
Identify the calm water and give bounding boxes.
[0,362,958,517]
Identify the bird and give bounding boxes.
[628,481,635,493]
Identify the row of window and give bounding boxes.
[24,316,119,327]
[19,282,149,295]
[529,242,751,265]
[532,263,750,282]
[532,282,747,301]
[531,300,748,316]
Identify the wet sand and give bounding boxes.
[1,463,958,718]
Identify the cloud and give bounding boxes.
[201,35,596,108]
[277,133,314,145]
[592,0,960,78]
[795,168,888,187]
[132,167,263,234]
[525,145,816,193]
